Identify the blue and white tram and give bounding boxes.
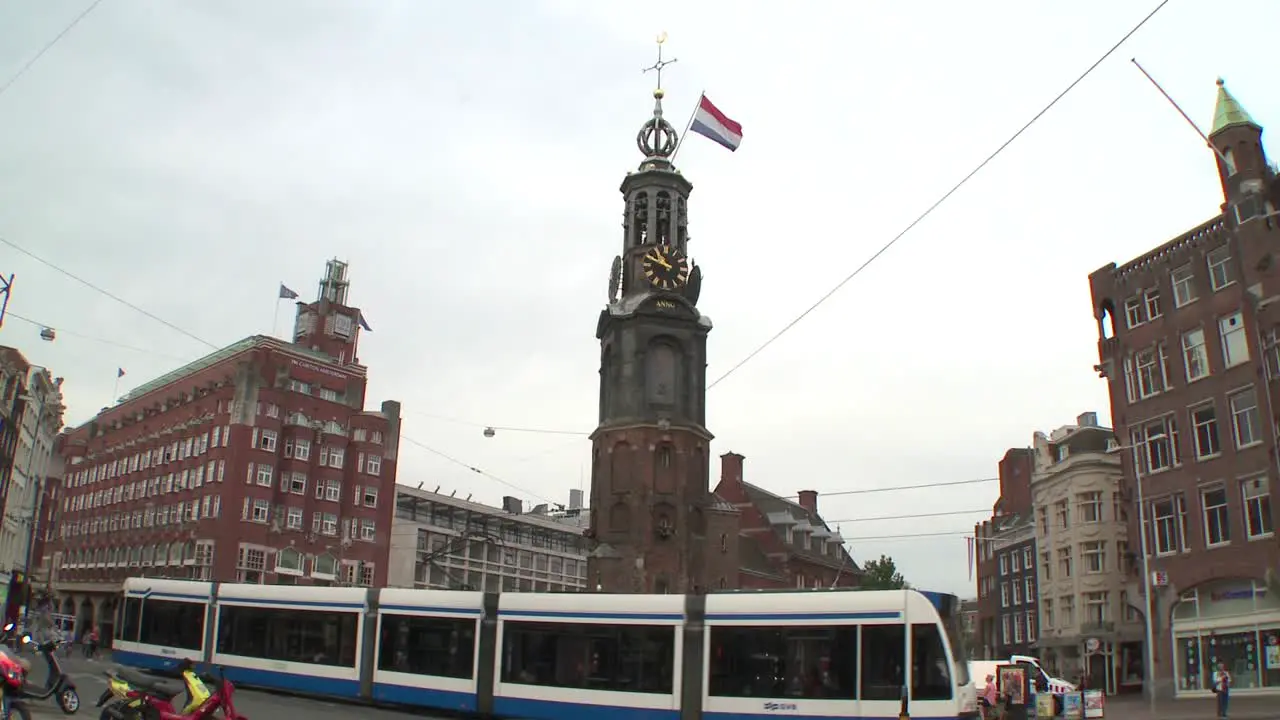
[114,578,977,720]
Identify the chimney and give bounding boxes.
[720,452,745,485]
[1077,411,1099,427]
[797,490,818,514]
[568,488,584,510]
[502,496,522,514]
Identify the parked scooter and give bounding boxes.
[97,659,243,720]
[0,641,32,720]
[17,634,78,714]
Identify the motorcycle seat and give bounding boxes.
[114,667,182,700]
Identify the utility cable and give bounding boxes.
[826,507,990,524]
[4,311,190,361]
[0,235,218,349]
[0,0,106,102]
[705,0,1171,390]
[399,434,555,505]
[786,477,998,498]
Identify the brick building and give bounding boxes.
[975,447,1037,658]
[713,452,860,589]
[1088,79,1280,698]
[586,85,740,593]
[46,260,401,636]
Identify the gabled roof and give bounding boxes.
[742,481,858,572]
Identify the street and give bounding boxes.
[23,653,439,720]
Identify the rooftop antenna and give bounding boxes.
[416,481,423,489]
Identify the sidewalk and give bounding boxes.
[1102,694,1280,719]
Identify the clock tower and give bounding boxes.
[587,56,740,594]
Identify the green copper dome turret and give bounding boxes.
[1211,78,1257,135]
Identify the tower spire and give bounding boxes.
[1211,77,1257,136]
[636,32,680,163]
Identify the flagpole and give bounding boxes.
[112,373,120,405]
[669,90,704,164]
[272,296,282,338]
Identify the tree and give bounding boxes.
[860,554,907,590]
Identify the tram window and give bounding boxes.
[708,625,857,700]
[911,623,952,701]
[860,623,905,701]
[119,597,142,643]
[216,605,358,667]
[501,621,675,694]
[138,599,204,651]
[377,614,476,679]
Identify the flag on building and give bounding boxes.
[358,312,372,332]
[689,94,743,152]
[279,283,299,300]
[117,368,126,378]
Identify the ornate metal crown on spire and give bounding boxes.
[637,32,679,161]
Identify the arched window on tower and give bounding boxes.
[646,342,679,406]
[1223,147,1238,176]
[632,192,650,246]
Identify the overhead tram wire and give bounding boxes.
[825,507,991,524]
[783,476,998,498]
[0,235,218,350]
[398,435,556,506]
[704,0,1172,391]
[5,311,192,361]
[0,0,106,102]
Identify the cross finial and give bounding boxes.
[642,31,677,93]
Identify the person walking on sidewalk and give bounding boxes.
[1211,661,1231,719]
[84,626,99,660]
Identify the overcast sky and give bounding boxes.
[1,0,1276,596]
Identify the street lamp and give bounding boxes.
[1111,441,1157,717]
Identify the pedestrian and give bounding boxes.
[85,626,99,660]
[1212,661,1231,719]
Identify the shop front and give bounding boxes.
[1171,578,1280,696]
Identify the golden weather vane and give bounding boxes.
[642,31,677,93]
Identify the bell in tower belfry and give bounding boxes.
[588,35,739,595]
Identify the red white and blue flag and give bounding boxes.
[688,94,743,152]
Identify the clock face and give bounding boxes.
[641,244,690,290]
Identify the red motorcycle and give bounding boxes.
[0,642,33,720]
[98,659,246,720]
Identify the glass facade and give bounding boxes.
[1171,579,1280,694]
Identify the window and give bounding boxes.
[1042,600,1054,629]
[366,455,382,476]
[1022,546,1032,568]
[376,614,475,678]
[1220,313,1250,367]
[1144,288,1162,320]
[1010,551,1021,572]
[1012,615,1023,643]
[1024,576,1034,602]
[1265,329,1280,380]
[1037,507,1049,536]
[259,430,278,453]
[1207,245,1233,291]
[1025,611,1036,643]
[1172,265,1197,307]
[131,598,205,650]
[360,519,376,540]
[1191,404,1221,459]
[1039,552,1051,580]
[1057,547,1072,578]
[1001,616,1011,645]
[1134,347,1165,398]
[286,507,303,529]
[1081,541,1105,573]
[1229,387,1261,447]
[1078,492,1102,523]
[334,314,354,337]
[1242,475,1273,539]
[1135,415,1179,472]
[361,487,378,508]
[1059,596,1074,627]
[319,388,339,402]
[1001,582,1009,607]
[1183,328,1210,381]
[1124,296,1144,328]
[255,464,274,487]
[1084,592,1108,624]
[1202,486,1231,547]
[250,500,269,523]
[1151,496,1188,556]
[284,472,306,495]
[863,624,907,700]
[328,448,345,469]
[1055,500,1070,529]
[999,554,1008,575]
[216,605,359,667]
[506,621,675,694]
[1012,582,1022,605]
[316,479,341,502]
[911,623,953,701]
